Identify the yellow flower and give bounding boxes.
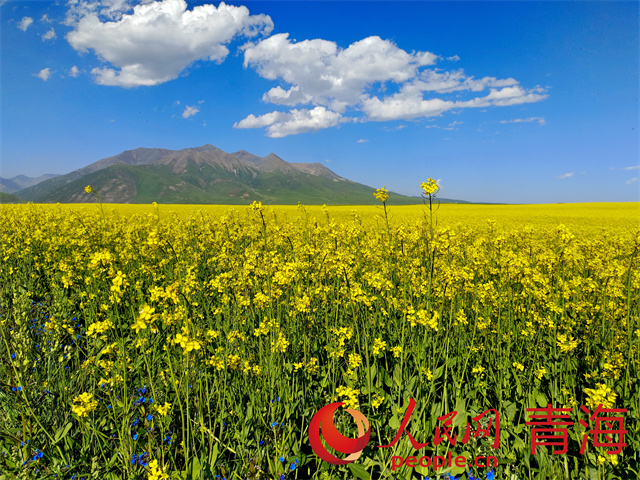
[512,362,525,372]
[270,332,289,353]
[373,186,389,203]
[156,402,172,417]
[584,383,617,410]
[557,334,579,353]
[71,392,98,418]
[84,185,93,194]
[420,178,439,196]
[348,353,362,370]
[249,200,263,212]
[372,337,386,355]
[390,346,402,358]
[421,367,433,380]
[148,459,169,480]
[535,367,547,380]
[335,385,360,410]
[372,395,385,409]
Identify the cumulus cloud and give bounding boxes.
[18,17,34,31]
[361,94,454,121]
[243,34,437,113]
[239,32,547,136]
[69,66,80,77]
[43,28,57,41]
[182,105,200,118]
[626,177,638,185]
[500,117,546,125]
[66,0,273,87]
[557,172,574,179]
[623,165,640,171]
[41,14,52,23]
[446,55,460,62]
[234,107,343,138]
[34,68,52,81]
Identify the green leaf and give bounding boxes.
[348,462,371,480]
[504,401,518,423]
[393,363,402,387]
[54,422,73,444]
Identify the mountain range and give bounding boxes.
[0,173,59,194]
[2,145,469,205]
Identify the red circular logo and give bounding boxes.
[308,402,371,465]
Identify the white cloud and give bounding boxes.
[41,14,52,23]
[34,68,52,81]
[357,139,368,143]
[66,0,273,87]
[444,120,463,130]
[182,105,200,118]
[626,177,638,185]
[234,106,343,138]
[361,93,454,121]
[500,117,546,125]
[69,66,80,77]
[446,55,460,62]
[557,172,574,179]
[623,165,640,171]
[456,86,548,109]
[239,32,547,136]
[43,28,57,41]
[18,16,34,31]
[243,34,437,113]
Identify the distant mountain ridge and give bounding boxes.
[0,173,59,193]
[12,145,468,205]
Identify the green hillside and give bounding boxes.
[0,192,23,204]
[39,162,426,205]
[15,145,470,205]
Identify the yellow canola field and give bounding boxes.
[0,201,638,479]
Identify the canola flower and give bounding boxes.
[420,178,439,196]
[71,392,98,418]
[0,199,637,479]
[373,186,389,203]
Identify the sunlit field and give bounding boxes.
[1,199,638,480]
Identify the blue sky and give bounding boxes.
[1,0,638,203]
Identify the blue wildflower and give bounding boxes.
[279,456,285,463]
[132,433,138,441]
[486,471,495,480]
[138,453,149,467]
[146,414,153,421]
